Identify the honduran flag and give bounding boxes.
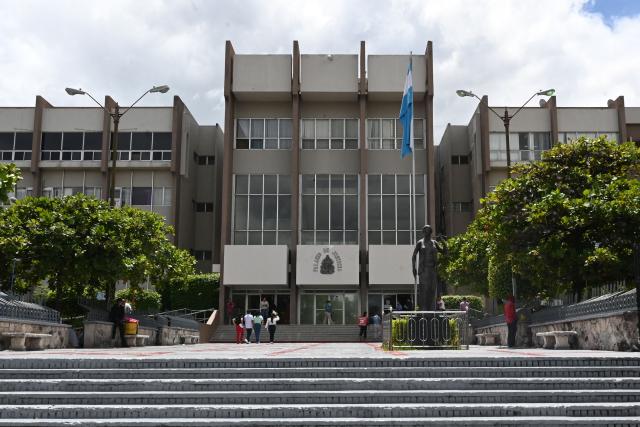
[399,59,413,158]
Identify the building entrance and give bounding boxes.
[229,291,291,324]
[299,291,359,325]
[368,292,413,317]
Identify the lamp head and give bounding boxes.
[536,88,555,97]
[65,88,86,96]
[149,85,170,94]
[456,89,474,98]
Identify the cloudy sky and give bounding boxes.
[1,0,638,141]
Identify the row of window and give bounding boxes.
[232,174,426,246]
[41,187,102,199]
[0,132,33,161]
[195,202,214,212]
[113,187,173,207]
[451,155,469,165]
[234,118,425,150]
[194,154,215,165]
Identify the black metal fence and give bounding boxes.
[383,310,469,350]
[0,292,61,323]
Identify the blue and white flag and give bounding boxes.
[399,59,413,158]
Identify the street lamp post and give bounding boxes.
[65,85,170,206]
[456,89,555,178]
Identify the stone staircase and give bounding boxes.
[211,324,375,342]
[0,356,639,425]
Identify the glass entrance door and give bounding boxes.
[299,292,359,325]
[229,291,291,324]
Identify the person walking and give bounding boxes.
[504,295,518,347]
[358,311,369,341]
[253,311,264,344]
[371,312,382,340]
[243,310,254,344]
[233,313,244,344]
[109,298,128,347]
[266,311,280,344]
[324,299,333,325]
[259,296,270,320]
[436,295,446,311]
[459,297,470,312]
[225,299,235,325]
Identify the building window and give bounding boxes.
[193,250,212,261]
[451,202,473,213]
[116,132,172,161]
[83,187,102,199]
[490,132,552,162]
[367,174,425,245]
[367,118,423,150]
[301,119,358,150]
[235,118,292,150]
[42,187,63,199]
[40,132,102,161]
[301,174,358,244]
[152,187,172,206]
[0,132,32,161]
[196,155,215,165]
[558,132,618,144]
[195,202,214,212]
[233,174,291,245]
[451,155,469,165]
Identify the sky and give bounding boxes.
[1,0,638,142]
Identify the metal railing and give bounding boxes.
[0,293,61,324]
[155,308,216,324]
[383,310,469,350]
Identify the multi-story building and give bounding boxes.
[437,96,640,237]
[0,96,223,273]
[219,41,436,324]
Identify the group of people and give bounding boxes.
[108,297,133,347]
[233,309,280,344]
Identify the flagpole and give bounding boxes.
[409,52,418,308]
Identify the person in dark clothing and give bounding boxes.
[109,298,128,347]
[504,295,517,347]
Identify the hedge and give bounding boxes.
[442,295,484,312]
[115,288,161,312]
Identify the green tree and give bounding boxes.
[0,163,21,204]
[441,137,640,300]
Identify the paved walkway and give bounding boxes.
[1,343,640,360]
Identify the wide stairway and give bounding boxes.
[0,356,639,425]
[211,324,372,342]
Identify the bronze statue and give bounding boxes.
[412,225,445,311]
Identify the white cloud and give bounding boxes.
[0,0,637,141]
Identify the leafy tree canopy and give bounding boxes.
[0,163,21,204]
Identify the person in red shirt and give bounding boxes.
[358,311,369,341]
[504,295,517,347]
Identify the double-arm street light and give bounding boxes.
[456,88,555,178]
[65,85,170,206]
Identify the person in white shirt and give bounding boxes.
[266,311,280,344]
[243,311,254,343]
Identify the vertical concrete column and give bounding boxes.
[290,41,301,324]
[614,96,628,143]
[171,96,185,245]
[424,41,437,233]
[479,95,490,199]
[100,96,117,201]
[358,41,368,312]
[30,96,52,196]
[545,96,558,146]
[219,41,236,323]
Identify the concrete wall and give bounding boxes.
[118,108,173,132]
[626,107,640,124]
[368,245,414,286]
[233,55,292,100]
[301,54,358,100]
[234,150,291,174]
[223,245,289,286]
[0,108,35,130]
[42,108,103,131]
[557,108,619,132]
[488,108,550,132]
[301,150,360,173]
[367,55,426,100]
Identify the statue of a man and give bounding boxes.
[412,225,445,311]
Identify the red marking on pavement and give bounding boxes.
[364,342,406,357]
[267,342,324,356]
[488,348,547,357]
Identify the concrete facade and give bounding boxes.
[437,95,640,238]
[0,97,223,273]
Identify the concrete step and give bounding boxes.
[2,366,639,380]
[2,417,640,426]
[1,389,639,406]
[2,377,639,392]
[1,403,640,419]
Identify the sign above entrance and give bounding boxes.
[224,245,288,286]
[297,245,359,286]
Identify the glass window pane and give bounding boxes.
[383,231,396,245]
[368,195,381,230]
[382,119,394,138]
[302,120,315,139]
[330,175,344,194]
[234,232,247,245]
[415,175,425,195]
[265,139,278,149]
[345,231,358,244]
[330,231,343,244]
[368,175,381,195]
[265,119,278,138]
[279,138,291,149]
[278,195,291,230]
[153,132,172,150]
[519,133,529,150]
[331,119,344,138]
[235,175,248,194]
[117,133,131,150]
[330,196,343,229]
[251,119,264,137]
[153,188,163,206]
[263,195,277,230]
[345,139,358,149]
[15,133,33,150]
[234,196,248,230]
[397,195,410,229]
[249,175,263,194]
[316,174,329,194]
[279,175,291,194]
[367,119,380,138]
[263,231,276,245]
[345,195,358,230]
[316,195,329,230]
[0,133,13,150]
[382,195,395,229]
[345,175,358,195]
[382,175,395,194]
[346,119,358,138]
[316,139,329,149]
[278,231,290,246]
[415,195,425,230]
[397,175,410,194]
[330,139,344,149]
[132,132,152,150]
[302,139,315,149]
[316,120,329,138]
[302,175,315,194]
[264,175,277,194]
[279,119,292,138]
[84,132,102,150]
[42,132,62,150]
[413,119,423,137]
[397,231,411,244]
[248,232,262,245]
[163,188,172,205]
[368,231,381,245]
[301,231,314,244]
[250,139,263,149]
[249,195,263,229]
[302,195,314,230]
[236,139,249,149]
[237,119,250,138]
[131,187,152,205]
[62,133,83,150]
[316,231,329,245]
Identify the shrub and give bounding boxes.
[164,273,220,311]
[115,288,161,312]
[442,295,484,312]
